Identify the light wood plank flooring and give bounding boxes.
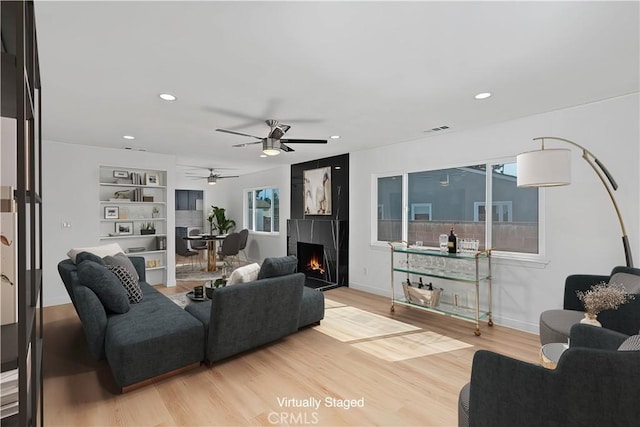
[43,283,540,426]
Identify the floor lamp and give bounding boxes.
[516,136,633,268]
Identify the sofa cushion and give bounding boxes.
[228,263,260,285]
[257,256,298,280]
[104,252,140,281]
[105,282,205,388]
[618,334,640,351]
[107,265,143,303]
[77,260,130,314]
[76,251,106,266]
[610,272,640,293]
[299,286,325,328]
[68,243,124,263]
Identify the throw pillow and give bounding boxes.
[107,265,143,303]
[67,243,124,264]
[75,251,106,266]
[77,260,130,314]
[103,252,139,281]
[609,272,640,293]
[618,334,640,351]
[227,263,261,285]
[257,256,298,280]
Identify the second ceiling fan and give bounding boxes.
[188,168,239,185]
[216,119,327,156]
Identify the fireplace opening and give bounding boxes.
[297,242,326,281]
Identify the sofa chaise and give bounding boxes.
[58,255,205,392]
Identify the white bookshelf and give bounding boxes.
[99,166,168,284]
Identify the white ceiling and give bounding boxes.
[34,1,639,176]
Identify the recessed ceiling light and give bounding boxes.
[159,93,176,101]
[334,166,341,170]
[330,135,340,139]
[123,135,135,140]
[475,92,492,100]
[259,154,268,158]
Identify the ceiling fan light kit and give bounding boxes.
[263,138,281,156]
[217,119,328,155]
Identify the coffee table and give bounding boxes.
[540,342,569,369]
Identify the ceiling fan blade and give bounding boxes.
[280,139,327,144]
[232,140,263,148]
[279,124,291,134]
[216,128,263,140]
[280,144,295,152]
[217,175,240,179]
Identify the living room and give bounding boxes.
[2,1,639,426]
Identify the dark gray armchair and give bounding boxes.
[539,266,640,345]
[458,324,640,427]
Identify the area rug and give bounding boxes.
[324,298,347,309]
[350,330,472,362]
[166,291,191,309]
[314,305,421,342]
[175,265,222,281]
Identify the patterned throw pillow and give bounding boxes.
[107,265,143,303]
[618,334,640,351]
[103,252,139,281]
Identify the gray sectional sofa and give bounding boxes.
[58,254,324,392]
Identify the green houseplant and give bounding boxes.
[140,222,156,235]
[208,206,236,235]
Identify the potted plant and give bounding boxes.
[140,222,156,235]
[151,206,160,218]
[576,282,635,326]
[208,206,236,235]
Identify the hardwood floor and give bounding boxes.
[43,284,541,426]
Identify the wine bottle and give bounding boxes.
[418,278,424,289]
[448,227,457,254]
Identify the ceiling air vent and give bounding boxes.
[424,125,450,133]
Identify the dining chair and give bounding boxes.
[175,234,199,269]
[188,228,208,268]
[238,229,249,262]
[217,232,241,269]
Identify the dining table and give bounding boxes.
[184,234,227,272]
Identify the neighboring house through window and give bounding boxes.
[375,161,539,255]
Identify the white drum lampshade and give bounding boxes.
[516,148,571,187]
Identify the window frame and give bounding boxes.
[244,186,280,235]
[372,158,545,260]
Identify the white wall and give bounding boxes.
[349,94,639,333]
[211,165,291,262]
[43,141,178,306]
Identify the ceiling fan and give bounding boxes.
[187,168,239,186]
[216,119,327,156]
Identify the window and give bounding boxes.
[245,187,279,233]
[375,161,540,255]
[377,175,402,242]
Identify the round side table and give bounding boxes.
[540,342,569,369]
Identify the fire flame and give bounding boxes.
[306,255,325,274]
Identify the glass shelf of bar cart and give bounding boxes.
[389,242,493,336]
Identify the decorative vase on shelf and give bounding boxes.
[580,312,602,327]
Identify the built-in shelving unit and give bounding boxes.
[1,2,44,425]
[390,244,493,336]
[98,166,167,284]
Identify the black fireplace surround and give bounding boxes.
[289,154,349,290]
[287,219,348,290]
